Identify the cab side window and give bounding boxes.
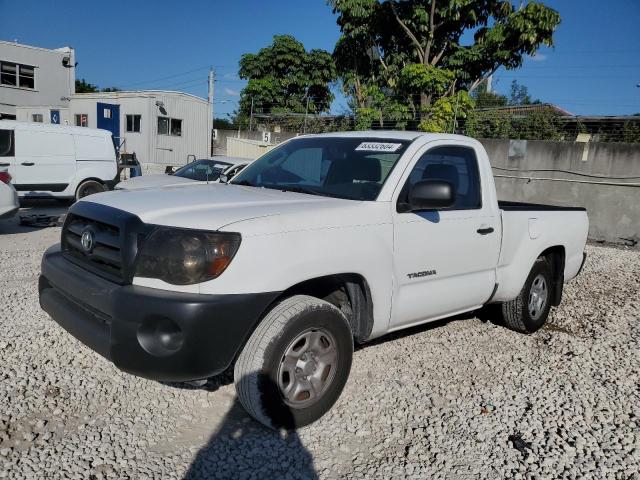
[0,129,14,157]
[405,146,481,210]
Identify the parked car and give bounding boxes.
[115,157,249,191]
[39,132,588,430]
[0,167,19,219]
[0,120,117,201]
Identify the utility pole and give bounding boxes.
[249,97,254,132]
[208,67,215,155]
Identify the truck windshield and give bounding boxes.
[231,137,412,201]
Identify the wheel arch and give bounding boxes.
[538,245,565,306]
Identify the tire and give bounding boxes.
[501,257,553,334]
[234,295,353,430]
[75,180,105,201]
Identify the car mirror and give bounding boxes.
[219,174,229,183]
[408,180,455,211]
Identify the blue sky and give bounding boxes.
[2,0,639,118]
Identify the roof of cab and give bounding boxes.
[0,120,112,137]
[304,130,475,143]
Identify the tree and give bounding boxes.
[509,80,539,105]
[330,0,560,129]
[75,79,121,93]
[238,35,336,125]
[472,80,508,108]
[75,78,98,93]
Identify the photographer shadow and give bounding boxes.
[183,374,318,480]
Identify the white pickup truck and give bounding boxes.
[39,132,588,429]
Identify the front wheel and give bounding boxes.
[234,295,353,430]
[501,257,553,334]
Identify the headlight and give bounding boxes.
[135,228,241,285]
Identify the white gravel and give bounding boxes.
[0,212,638,479]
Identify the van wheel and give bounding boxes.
[501,257,553,334]
[75,180,105,201]
[234,295,353,430]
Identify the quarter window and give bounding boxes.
[126,114,141,133]
[1,61,35,89]
[403,146,481,210]
[158,117,182,136]
[75,114,88,127]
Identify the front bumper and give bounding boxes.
[39,245,279,381]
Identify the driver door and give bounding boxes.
[390,142,500,329]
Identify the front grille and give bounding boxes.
[62,214,123,280]
[60,202,150,285]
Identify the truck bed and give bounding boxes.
[498,200,586,212]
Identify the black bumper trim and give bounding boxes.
[40,245,281,382]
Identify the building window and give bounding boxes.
[170,118,182,136]
[126,114,141,133]
[1,61,35,89]
[75,114,88,127]
[32,114,43,123]
[158,116,182,136]
[103,108,111,119]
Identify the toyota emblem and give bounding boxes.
[81,229,94,252]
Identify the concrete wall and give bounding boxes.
[213,129,298,156]
[480,138,640,244]
[0,42,75,117]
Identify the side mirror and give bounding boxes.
[219,173,229,184]
[407,180,455,211]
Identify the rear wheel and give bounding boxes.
[234,295,353,430]
[501,257,553,334]
[75,180,105,201]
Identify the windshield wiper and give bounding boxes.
[277,186,332,198]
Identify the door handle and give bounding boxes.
[21,162,35,166]
[0,162,9,167]
[477,227,494,235]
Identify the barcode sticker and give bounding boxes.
[355,142,403,152]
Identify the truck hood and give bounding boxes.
[83,182,361,232]
[115,174,198,190]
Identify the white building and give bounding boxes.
[16,90,213,167]
[0,40,75,121]
[65,91,212,166]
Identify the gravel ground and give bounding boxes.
[0,210,638,479]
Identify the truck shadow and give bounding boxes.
[183,375,318,480]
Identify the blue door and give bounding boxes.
[96,102,120,151]
[50,109,60,124]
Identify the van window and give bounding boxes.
[15,131,74,157]
[0,130,14,156]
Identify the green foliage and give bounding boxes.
[330,0,560,124]
[398,64,455,97]
[419,91,475,133]
[621,122,640,143]
[75,79,121,93]
[238,35,336,119]
[75,79,98,93]
[472,80,508,108]
[509,80,537,105]
[463,109,563,140]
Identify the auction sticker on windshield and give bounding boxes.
[355,142,403,152]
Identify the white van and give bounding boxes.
[0,120,118,201]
